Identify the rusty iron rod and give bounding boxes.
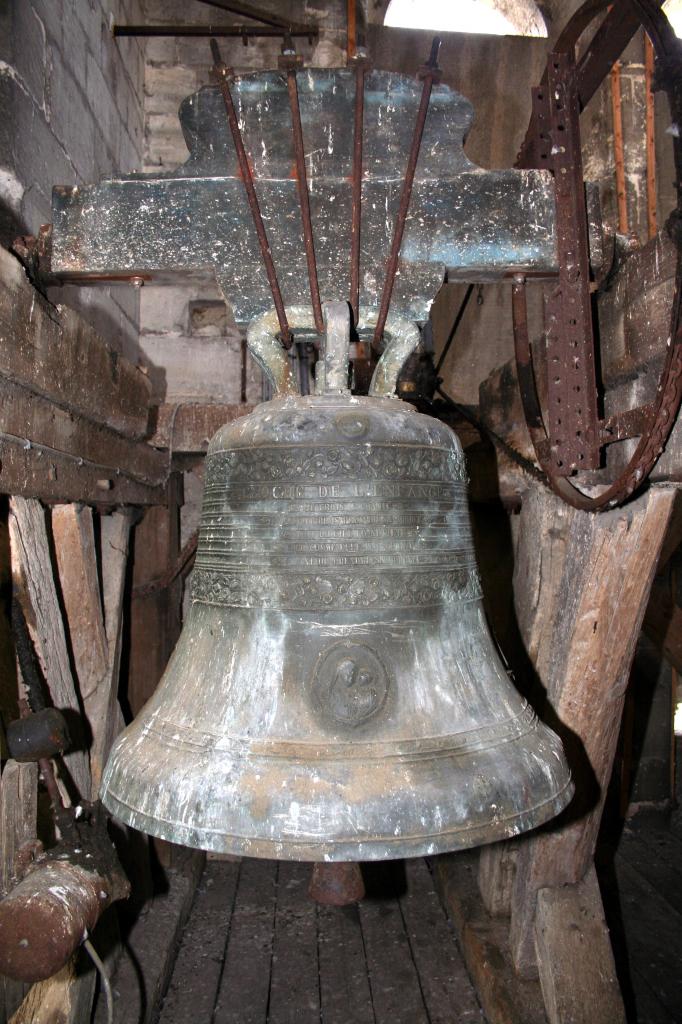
[115,25,317,37]
[241,336,248,402]
[372,37,441,349]
[211,40,292,346]
[38,756,64,812]
[350,60,366,325]
[286,66,324,335]
[645,33,657,239]
[610,59,629,235]
[347,0,356,59]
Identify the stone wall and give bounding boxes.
[0,0,146,360]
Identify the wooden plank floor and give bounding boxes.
[159,858,485,1024]
[601,814,682,1024]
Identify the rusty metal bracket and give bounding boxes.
[542,50,600,474]
[0,796,130,983]
[512,0,682,510]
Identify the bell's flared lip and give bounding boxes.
[101,776,574,862]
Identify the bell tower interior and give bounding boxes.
[0,2,681,1022]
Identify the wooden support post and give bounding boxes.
[51,507,109,706]
[434,853,548,1024]
[94,511,133,791]
[534,866,625,1024]
[475,492,569,919]
[508,485,676,980]
[128,475,183,867]
[478,841,517,918]
[511,487,573,683]
[128,474,183,717]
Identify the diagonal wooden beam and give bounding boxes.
[194,0,310,31]
[8,498,91,799]
[508,485,676,978]
[52,505,108,706]
[90,510,133,795]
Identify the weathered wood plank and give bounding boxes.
[213,859,277,1024]
[534,866,625,1024]
[433,852,546,1024]
[656,490,682,570]
[93,849,205,1024]
[52,505,108,704]
[51,505,132,797]
[0,760,37,897]
[359,864,429,1024]
[9,958,92,1024]
[268,861,320,1024]
[127,481,183,868]
[0,441,167,507]
[401,858,482,1023]
[158,860,240,1024]
[617,823,682,920]
[150,403,254,452]
[613,857,682,1021]
[0,760,38,1019]
[477,842,517,919]
[0,377,167,506]
[101,511,132,655]
[509,485,676,977]
[8,497,90,798]
[624,973,678,1024]
[128,477,182,718]
[511,486,572,684]
[318,903,375,1024]
[89,511,133,794]
[0,244,151,439]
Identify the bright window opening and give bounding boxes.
[384,0,548,37]
[663,0,682,37]
[675,700,682,737]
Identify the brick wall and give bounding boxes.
[137,0,347,404]
[0,0,146,361]
[142,0,346,173]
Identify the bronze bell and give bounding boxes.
[101,302,573,860]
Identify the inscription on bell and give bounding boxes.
[313,643,390,728]
[193,440,477,610]
[227,481,459,501]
